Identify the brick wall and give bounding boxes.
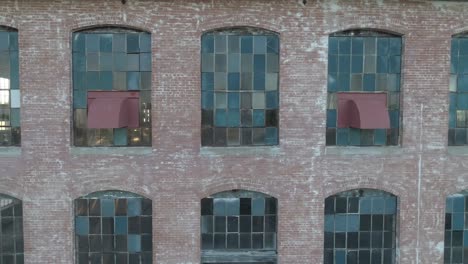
[0,0,466,263]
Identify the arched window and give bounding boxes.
[326,30,402,146]
[444,191,468,263]
[324,189,397,264]
[72,27,152,147]
[0,27,20,146]
[0,194,23,263]
[201,28,279,146]
[449,32,468,145]
[201,190,277,263]
[74,191,152,264]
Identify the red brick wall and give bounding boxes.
[0,0,466,263]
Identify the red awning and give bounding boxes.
[87,91,140,129]
[337,92,390,129]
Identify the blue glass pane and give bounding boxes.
[254,55,265,72]
[228,54,240,72]
[457,93,468,110]
[335,215,346,232]
[458,75,468,92]
[450,109,456,128]
[202,73,214,91]
[453,213,464,230]
[464,231,468,246]
[327,110,337,128]
[128,199,142,217]
[128,234,141,253]
[377,56,388,73]
[100,53,113,71]
[253,110,265,127]
[363,74,375,91]
[328,73,338,92]
[452,39,459,57]
[227,93,240,109]
[73,90,87,108]
[227,110,240,127]
[453,196,465,212]
[73,53,86,72]
[351,56,363,73]
[266,92,278,109]
[86,34,99,52]
[215,110,227,126]
[100,71,113,90]
[202,91,214,109]
[338,55,350,73]
[113,53,127,71]
[390,111,399,128]
[101,199,115,217]
[338,38,351,54]
[360,197,372,214]
[267,36,279,53]
[349,128,360,145]
[202,35,214,53]
[140,33,151,53]
[9,51,18,90]
[225,198,240,215]
[377,38,389,56]
[460,57,468,74]
[75,217,89,235]
[336,128,349,146]
[115,217,128,234]
[127,34,140,53]
[347,215,359,232]
[337,74,350,91]
[254,36,266,54]
[214,199,225,216]
[328,55,338,73]
[241,36,253,53]
[446,197,454,213]
[252,198,265,216]
[352,38,364,55]
[100,34,112,52]
[114,128,128,146]
[450,93,457,110]
[253,72,265,90]
[374,129,386,145]
[127,72,140,90]
[384,198,396,214]
[460,39,468,55]
[324,215,334,232]
[389,56,401,73]
[329,37,339,55]
[372,197,385,214]
[265,127,278,145]
[73,33,86,52]
[140,53,151,71]
[0,32,9,51]
[451,56,458,74]
[228,73,240,91]
[335,250,346,264]
[389,38,402,55]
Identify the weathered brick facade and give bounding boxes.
[0,0,467,263]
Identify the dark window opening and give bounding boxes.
[0,194,23,264]
[444,191,468,263]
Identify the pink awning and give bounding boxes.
[87,91,140,129]
[337,92,390,129]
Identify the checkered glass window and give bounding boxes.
[324,189,397,264]
[449,34,468,145]
[74,191,152,264]
[0,194,23,264]
[72,28,151,147]
[0,27,20,146]
[444,192,468,263]
[201,190,277,264]
[326,30,402,146]
[201,28,279,146]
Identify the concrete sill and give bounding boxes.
[70,147,152,156]
[0,147,21,157]
[325,146,403,156]
[200,146,282,157]
[447,146,468,156]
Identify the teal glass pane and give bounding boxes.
[202,73,214,91]
[86,72,99,90]
[241,36,253,53]
[10,108,19,127]
[327,110,336,128]
[228,93,239,109]
[227,110,240,127]
[228,53,240,72]
[376,56,388,73]
[73,33,86,52]
[389,111,400,128]
[337,74,350,91]
[351,56,363,73]
[384,198,396,214]
[328,55,338,73]
[453,213,464,230]
[336,128,349,146]
[202,35,214,53]
[113,53,127,71]
[127,34,140,53]
[347,215,359,232]
[253,72,265,90]
[266,91,277,109]
[115,217,128,234]
[9,51,18,90]
[128,235,141,253]
[335,250,346,263]
[328,73,338,91]
[101,199,115,217]
[338,55,350,73]
[374,129,386,145]
[100,71,113,90]
[252,198,265,216]
[139,34,151,53]
[215,110,227,126]
[112,34,126,52]
[86,34,99,52]
[113,128,128,146]
[0,32,9,51]
[127,72,140,90]
[227,73,240,90]
[73,72,85,90]
[139,53,151,71]
[461,57,468,74]
[9,32,17,51]
[351,38,364,55]
[265,127,278,145]
[75,217,89,235]
[128,199,142,217]
[99,53,113,71]
[452,56,459,74]
[202,91,214,109]
[253,55,265,72]
[388,56,401,74]
[457,93,468,110]
[459,75,468,92]
[349,128,361,145]
[253,110,265,127]
[460,39,468,55]
[450,109,456,128]
[254,36,266,54]
[215,35,226,53]
[363,74,375,91]
[389,38,401,55]
[335,215,346,232]
[73,90,87,108]
[266,36,279,53]
[452,39,459,57]
[377,38,389,55]
[360,197,372,214]
[100,34,112,52]
[73,53,86,72]
[329,37,339,55]
[338,38,351,54]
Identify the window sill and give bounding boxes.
[0,147,21,157]
[200,146,282,157]
[447,146,468,156]
[70,147,152,156]
[325,146,403,156]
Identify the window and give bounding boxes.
[0,27,20,146]
[74,191,152,264]
[201,28,279,147]
[444,191,468,263]
[72,28,151,147]
[326,30,402,146]
[0,194,23,263]
[324,189,397,264]
[449,33,468,145]
[201,190,277,263]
